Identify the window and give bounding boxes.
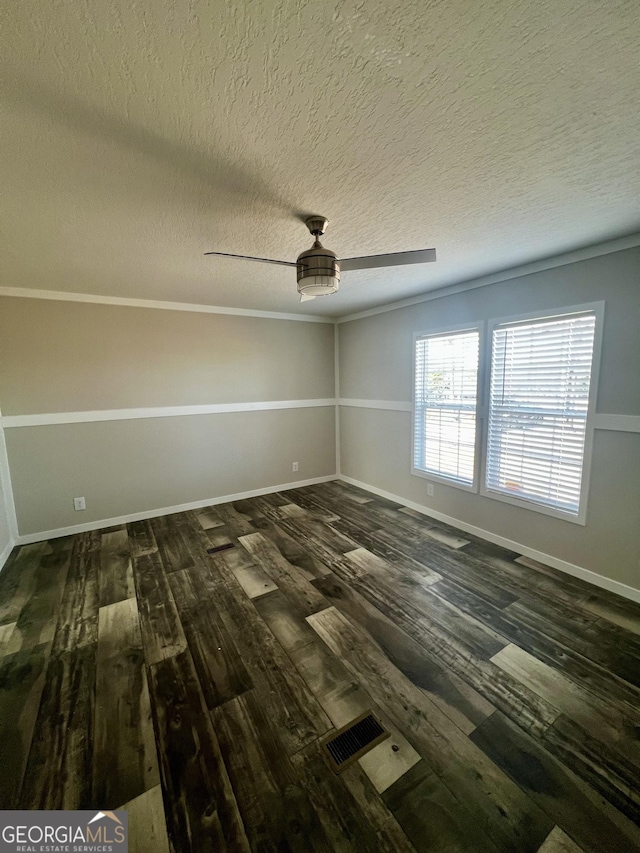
[412,304,601,522]
[413,328,479,487]
[484,311,597,517]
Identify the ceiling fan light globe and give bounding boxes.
[297,275,339,297]
[296,243,340,300]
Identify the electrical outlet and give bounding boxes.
[73,496,86,511]
[427,483,434,497]
[292,461,299,472]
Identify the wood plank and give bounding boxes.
[357,571,509,660]
[280,498,341,523]
[42,536,74,556]
[462,543,591,611]
[313,572,495,734]
[0,621,16,656]
[303,486,514,605]
[150,514,197,573]
[290,737,416,852]
[273,510,430,586]
[537,826,585,853]
[505,597,640,688]
[194,506,225,530]
[260,594,422,793]
[344,568,560,736]
[580,593,640,636]
[0,643,48,808]
[470,711,640,853]
[515,557,594,597]
[133,550,188,665]
[290,624,420,792]
[372,527,519,610]
[253,495,362,566]
[436,578,640,712]
[208,502,260,537]
[207,574,333,754]
[168,568,253,709]
[307,485,457,553]
[298,484,401,534]
[328,517,444,586]
[491,643,640,763]
[343,544,442,593]
[382,759,499,853]
[286,488,381,532]
[253,589,319,654]
[4,547,71,656]
[0,542,48,626]
[232,564,278,599]
[205,525,234,550]
[212,691,335,852]
[93,598,159,807]
[313,491,512,608]
[396,507,471,548]
[51,535,100,654]
[121,786,171,853]
[238,531,330,615]
[249,518,332,579]
[149,650,251,853]
[278,501,309,517]
[99,528,135,607]
[212,545,256,575]
[254,490,291,508]
[307,606,554,853]
[337,760,419,853]
[19,644,96,809]
[541,714,640,825]
[357,723,423,795]
[289,632,382,728]
[127,518,159,558]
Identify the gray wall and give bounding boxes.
[0,298,336,535]
[338,247,640,590]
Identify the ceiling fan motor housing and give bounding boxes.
[296,242,340,296]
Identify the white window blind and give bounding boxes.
[414,329,479,486]
[486,312,596,515]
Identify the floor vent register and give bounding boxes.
[321,711,390,773]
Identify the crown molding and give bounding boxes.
[4,234,638,326]
[336,232,640,324]
[0,287,335,324]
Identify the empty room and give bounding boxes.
[1,1,639,851]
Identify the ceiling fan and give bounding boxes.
[204,216,436,302]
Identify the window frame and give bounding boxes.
[411,323,483,493]
[478,302,604,526]
[411,302,604,524]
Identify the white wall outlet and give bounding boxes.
[292,461,299,472]
[73,496,86,511]
[427,483,434,497]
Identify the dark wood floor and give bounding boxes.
[1,480,640,852]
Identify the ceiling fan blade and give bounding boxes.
[340,248,436,272]
[204,251,297,267]
[299,293,316,302]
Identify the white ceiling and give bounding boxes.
[2,0,639,318]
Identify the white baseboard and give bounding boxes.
[15,475,336,545]
[339,475,640,604]
[0,538,15,572]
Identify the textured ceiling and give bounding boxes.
[2,0,640,317]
